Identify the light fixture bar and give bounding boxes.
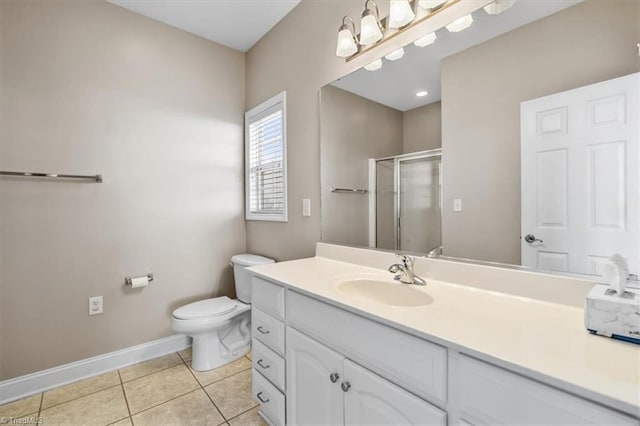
[342,0,462,62]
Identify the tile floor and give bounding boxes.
[0,349,266,426]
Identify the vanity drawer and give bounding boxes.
[458,355,637,425]
[252,338,285,391]
[287,290,447,407]
[253,368,286,426]
[252,308,285,356]
[252,276,285,320]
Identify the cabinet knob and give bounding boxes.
[257,359,270,369]
[257,326,270,335]
[256,392,270,403]
[341,381,351,392]
[329,373,340,383]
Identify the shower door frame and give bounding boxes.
[373,148,442,251]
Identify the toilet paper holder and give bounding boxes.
[125,273,154,287]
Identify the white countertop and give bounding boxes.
[248,256,640,417]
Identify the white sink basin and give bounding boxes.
[336,278,433,307]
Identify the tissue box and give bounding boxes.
[585,285,640,345]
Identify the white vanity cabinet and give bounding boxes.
[286,327,344,426]
[251,276,287,426]
[286,326,446,426]
[250,273,639,426]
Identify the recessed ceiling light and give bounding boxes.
[445,14,473,32]
[385,48,405,61]
[416,91,428,97]
[364,59,383,71]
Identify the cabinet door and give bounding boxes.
[344,360,446,426]
[286,327,344,426]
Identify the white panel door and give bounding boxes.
[343,360,446,426]
[521,73,639,275]
[286,327,344,426]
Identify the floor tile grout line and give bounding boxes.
[29,355,183,414]
[38,382,122,413]
[191,366,253,389]
[127,386,203,418]
[184,359,228,422]
[119,356,185,384]
[226,404,261,423]
[106,415,131,426]
[117,369,133,421]
[37,392,43,417]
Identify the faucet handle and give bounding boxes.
[396,254,414,269]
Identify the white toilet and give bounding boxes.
[172,254,275,371]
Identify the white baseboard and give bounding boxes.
[0,334,191,405]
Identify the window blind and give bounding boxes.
[245,92,287,221]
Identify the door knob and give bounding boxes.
[341,381,351,392]
[524,234,543,244]
[329,373,340,383]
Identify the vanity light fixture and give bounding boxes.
[335,16,358,58]
[416,90,428,97]
[483,0,516,15]
[445,13,473,32]
[385,48,405,61]
[418,0,447,11]
[413,32,437,47]
[364,58,383,71]
[359,0,384,46]
[388,0,416,29]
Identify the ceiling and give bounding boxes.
[107,0,300,52]
[331,0,582,111]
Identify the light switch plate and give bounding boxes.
[453,199,463,212]
[89,296,103,315]
[302,199,311,217]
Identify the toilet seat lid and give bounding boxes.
[173,297,238,320]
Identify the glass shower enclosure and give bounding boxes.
[373,149,442,253]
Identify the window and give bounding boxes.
[245,92,287,221]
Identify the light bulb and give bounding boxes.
[484,0,516,15]
[384,48,405,61]
[413,32,437,47]
[416,91,428,97]
[388,0,415,28]
[360,13,383,45]
[445,14,473,32]
[336,28,357,57]
[418,0,446,10]
[364,59,383,71]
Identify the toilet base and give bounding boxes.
[191,338,250,371]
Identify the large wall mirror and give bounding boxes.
[320,0,640,278]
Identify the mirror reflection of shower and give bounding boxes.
[371,149,442,253]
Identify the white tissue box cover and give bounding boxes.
[585,285,640,342]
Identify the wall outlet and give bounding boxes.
[302,198,311,217]
[89,296,103,315]
[453,199,463,212]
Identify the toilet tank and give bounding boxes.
[231,254,275,303]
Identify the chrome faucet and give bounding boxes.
[388,255,427,286]
[427,245,443,258]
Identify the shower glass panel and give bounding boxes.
[398,156,442,253]
[376,159,396,250]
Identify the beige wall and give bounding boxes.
[245,0,395,261]
[441,0,639,264]
[320,86,402,247]
[402,101,442,154]
[0,0,246,379]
